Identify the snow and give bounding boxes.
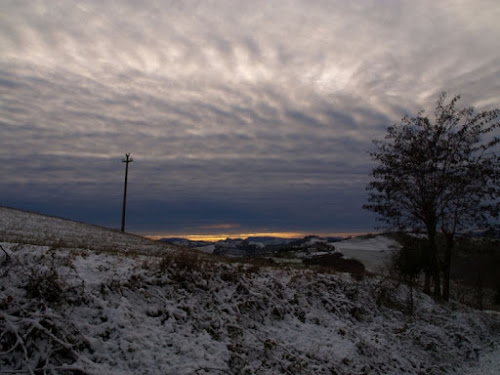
[456,311,500,375]
[248,241,266,249]
[334,235,400,273]
[195,244,216,253]
[302,236,323,247]
[462,346,500,374]
[463,344,500,374]
[0,206,176,255]
[1,207,499,374]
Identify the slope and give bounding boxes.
[1,207,499,374]
[0,206,177,255]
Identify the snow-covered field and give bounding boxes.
[1,207,499,374]
[335,235,400,273]
[0,206,178,255]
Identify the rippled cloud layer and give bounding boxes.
[1,0,499,235]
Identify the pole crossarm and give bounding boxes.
[122,153,134,164]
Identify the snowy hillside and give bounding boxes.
[334,235,400,273]
[1,207,500,374]
[0,206,178,255]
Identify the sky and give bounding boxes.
[1,0,500,239]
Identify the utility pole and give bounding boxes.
[121,153,133,232]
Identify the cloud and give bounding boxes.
[1,0,499,233]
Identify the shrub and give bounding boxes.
[392,235,427,281]
[25,267,63,303]
[303,253,365,278]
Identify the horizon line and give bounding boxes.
[143,231,373,242]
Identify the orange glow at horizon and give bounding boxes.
[144,231,370,242]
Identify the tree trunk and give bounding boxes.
[409,277,415,316]
[423,232,432,295]
[476,270,484,310]
[424,271,431,295]
[442,267,450,301]
[442,233,454,301]
[427,224,441,298]
[431,252,441,298]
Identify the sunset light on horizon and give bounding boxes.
[144,231,371,242]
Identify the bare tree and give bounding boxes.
[364,93,499,300]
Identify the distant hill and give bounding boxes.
[161,235,340,256]
[161,233,399,273]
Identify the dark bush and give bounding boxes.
[303,253,365,277]
[25,267,63,303]
[393,236,428,280]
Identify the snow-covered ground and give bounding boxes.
[1,207,499,374]
[334,235,400,273]
[458,331,500,374]
[0,206,177,255]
